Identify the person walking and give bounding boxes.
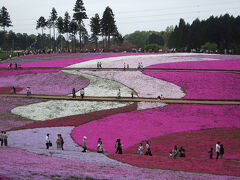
[56,134,61,150]
[46,134,51,149]
[131,89,134,98]
[208,147,213,159]
[72,88,76,98]
[0,131,3,146]
[117,89,121,99]
[12,86,16,94]
[26,87,31,96]
[82,136,87,152]
[145,141,152,156]
[3,132,8,146]
[137,143,144,155]
[15,63,18,70]
[216,141,220,159]
[220,144,224,159]
[115,139,122,154]
[99,62,102,69]
[172,145,178,158]
[97,138,102,152]
[60,134,64,150]
[80,88,85,99]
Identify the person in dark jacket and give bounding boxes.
[220,144,224,159]
[72,88,76,98]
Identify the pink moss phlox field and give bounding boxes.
[114,128,240,176]
[143,70,240,100]
[0,87,23,93]
[0,97,44,130]
[0,72,90,95]
[146,59,240,70]
[72,104,240,153]
[0,147,237,180]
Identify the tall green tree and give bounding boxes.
[146,33,164,46]
[73,0,88,50]
[64,12,71,50]
[50,7,58,47]
[90,13,101,49]
[56,16,64,49]
[0,6,12,31]
[101,6,117,48]
[36,16,47,49]
[69,20,78,52]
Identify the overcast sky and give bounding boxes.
[1,0,240,36]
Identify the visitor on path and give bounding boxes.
[137,62,141,70]
[131,89,134,98]
[117,89,121,99]
[99,62,102,69]
[26,87,31,96]
[216,141,220,159]
[115,139,123,154]
[97,138,102,152]
[145,141,152,156]
[97,142,104,154]
[46,134,51,149]
[208,147,213,159]
[8,63,12,69]
[60,134,64,150]
[140,62,143,70]
[97,62,99,69]
[15,63,17,70]
[160,94,164,100]
[179,147,185,157]
[12,86,16,94]
[137,143,144,155]
[82,136,87,152]
[56,134,61,150]
[80,88,85,98]
[3,131,8,146]
[72,88,76,98]
[172,145,178,158]
[0,131,3,146]
[123,63,126,70]
[220,144,224,159]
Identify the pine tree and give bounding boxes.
[90,13,101,49]
[0,6,12,31]
[73,0,88,50]
[69,20,78,52]
[101,6,117,49]
[36,16,47,49]
[64,12,71,51]
[50,7,58,50]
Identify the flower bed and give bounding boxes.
[11,102,137,130]
[0,71,90,95]
[0,147,237,180]
[11,71,133,121]
[146,59,240,70]
[143,71,240,100]
[110,128,240,176]
[71,104,240,153]
[0,97,45,131]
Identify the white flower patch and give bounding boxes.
[11,71,133,121]
[63,70,133,97]
[80,70,185,110]
[66,53,220,69]
[11,100,131,121]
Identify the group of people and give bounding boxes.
[123,63,130,70]
[0,131,8,146]
[117,89,135,99]
[209,141,224,159]
[97,62,102,69]
[8,63,21,70]
[170,145,185,159]
[72,88,85,98]
[157,94,165,100]
[45,133,64,150]
[137,141,152,156]
[137,62,144,70]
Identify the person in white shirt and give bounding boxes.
[137,143,144,155]
[80,88,85,98]
[46,134,51,149]
[216,141,220,159]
